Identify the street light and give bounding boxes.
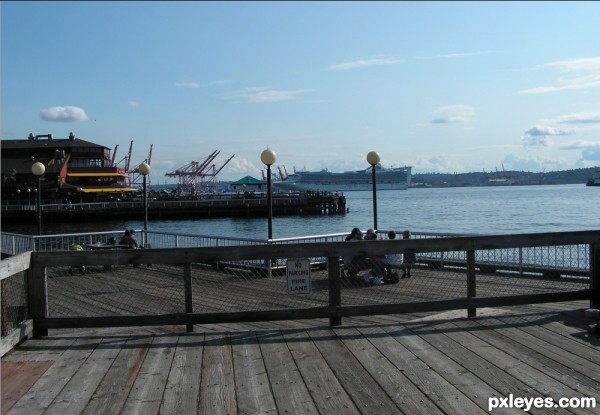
[32,162,45,235]
[366,151,380,230]
[260,148,277,240]
[17,189,21,205]
[138,162,151,246]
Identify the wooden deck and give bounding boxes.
[2,301,599,415]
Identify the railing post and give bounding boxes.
[328,256,342,326]
[466,249,476,318]
[28,259,48,337]
[591,243,600,309]
[184,263,194,333]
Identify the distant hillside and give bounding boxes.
[411,167,598,188]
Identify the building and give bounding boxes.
[1,132,136,204]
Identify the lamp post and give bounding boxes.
[27,189,31,206]
[32,162,45,235]
[366,151,380,230]
[138,162,151,246]
[17,189,21,205]
[260,148,277,240]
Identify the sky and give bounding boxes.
[2,1,600,183]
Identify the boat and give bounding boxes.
[586,170,600,187]
[273,164,412,192]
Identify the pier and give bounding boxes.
[1,230,598,413]
[0,192,347,223]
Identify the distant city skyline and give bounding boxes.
[2,1,600,182]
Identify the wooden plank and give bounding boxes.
[0,252,31,281]
[159,333,204,415]
[199,333,237,415]
[42,336,128,415]
[509,311,600,363]
[256,330,319,414]
[6,336,102,415]
[372,323,517,415]
[282,329,360,414]
[335,325,445,414]
[0,320,33,358]
[231,331,278,414]
[306,327,401,414]
[122,335,177,415]
[405,319,559,414]
[1,360,53,415]
[1,336,76,362]
[423,319,594,415]
[82,336,151,415]
[348,324,483,415]
[461,316,600,387]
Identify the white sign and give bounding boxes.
[286,259,311,295]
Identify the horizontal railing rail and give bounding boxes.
[0,229,469,257]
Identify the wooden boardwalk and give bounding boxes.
[2,301,599,415]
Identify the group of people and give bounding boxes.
[343,227,416,285]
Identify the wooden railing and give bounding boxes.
[2,230,599,352]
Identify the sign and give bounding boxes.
[286,259,311,295]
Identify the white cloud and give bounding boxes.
[127,101,139,107]
[559,141,600,162]
[328,57,404,70]
[581,148,600,161]
[224,87,311,103]
[40,106,88,122]
[521,136,548,148]
[175,82,200,89]
[501,153,569,172]
[431,105,475,124]
[518,57,600,95]
[523,125,571,137]
[559,140,598,150]
[554,110,600,124]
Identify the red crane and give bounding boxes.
[165,150,235,196]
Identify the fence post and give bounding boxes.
[328,256,342,327]
[591,243,600,309]
[184,263,194,333]
[28,259,48,337]
[466,249,476,318]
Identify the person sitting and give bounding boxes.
[383,230,402,283]
[119,229,139,249]
[363,230,388,285]
[343,228,370,280]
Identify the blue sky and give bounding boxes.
[2,1,600,183]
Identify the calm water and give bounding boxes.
[3,184,599,238]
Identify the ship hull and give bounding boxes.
[273,166,411,192]
[273,181,408,192]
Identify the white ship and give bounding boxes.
[273,164,412,192]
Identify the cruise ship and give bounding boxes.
[273,164,412,192]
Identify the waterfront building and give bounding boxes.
[1,132,135,204]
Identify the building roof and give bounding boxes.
[1,136,109,150]
[230,176,265,186]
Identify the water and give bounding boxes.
[3,184,599,238]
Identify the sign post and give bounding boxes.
[286,259,311,295]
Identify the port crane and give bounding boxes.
[112,140,154,188]
[165,150,235,196]
[129,144,154,188]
